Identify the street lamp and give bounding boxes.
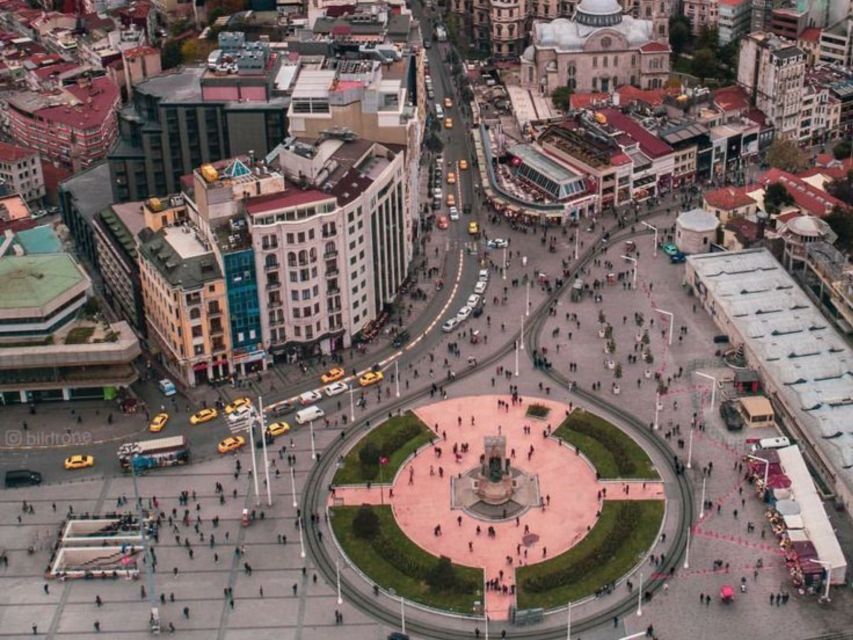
[503,246,507,280]
[574,230,579,260]
[566,601,572,640]
[514,339,519,377]
[400,596,406,635]
[621,254,638,287]
[299,517,306,559]
[746,454,771,489]
[520,315,525,351]
[336,559,343,605]
[699,475,706,519]
[694,372,717,409]
[808,559,833,603]
[686,424,695,469]
[290,464,298,509]
[641,221,658,257]
[247,414,261,506]
[525,280,530,317]
[348,385,355,423]
[309,420,316,461]
[683,523,691,569]
[394,360,400,398]
[653,392,661,430]
[654,307,674,346]
[257,397,272,506]
[637,571,643,616]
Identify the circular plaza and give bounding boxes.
[328,395,668,621]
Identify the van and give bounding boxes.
[751,436,791,452]
[295,406,325,425]
[435,103,444,119]
[5,469,42,488]
[158,378,177,397]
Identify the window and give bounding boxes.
[593,56,597,68]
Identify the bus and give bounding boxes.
[118,436,189,472]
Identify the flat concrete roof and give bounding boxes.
[0,254,88,311]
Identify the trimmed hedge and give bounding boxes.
[526,403,551,418]
[555,410,658,479]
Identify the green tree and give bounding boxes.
[161,40,183,70]
[551,86,573,112]
[691,48,718,82]
[766,137,808,173]
[426,556,457,591]
[697,25,719,51]
[825,206,853,253]
[826,169,853,206]
[763,182,795,215]
[669,19,691,56]
[352,506,380,540]
[358,442,380,467]
[832,140,852,161]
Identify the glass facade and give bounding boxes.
[223,249,262,352]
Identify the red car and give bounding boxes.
[437,215,449,230]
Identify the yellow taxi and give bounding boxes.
[225,397,251,415]
[267,421,290,438]
[64,454,94,470]
[149,412,169,433]
[458,159,469,170]
[320,367,345,384]
[446,172,456,185]
[444,117,453,129]
[447,194,456,207]
[358,370,384,387]
[468,221,480,235]
[444,97,453,109]
[190,408,218,425]
[217,435,246,454]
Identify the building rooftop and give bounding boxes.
[138,225,222,288]
[60,161,113,222]
[34,77,119,130]
[0,253,87,310]
[598,108,673,159]
[713,85,750,113]
[687,248,853,498]
[704,186,755,210]
[677,208,719,232]
[799,27,822,42]
[135,67,205,102]
[0,141,36,162]
[12,224,62,254]
[758,168,847,217]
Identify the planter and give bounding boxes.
[526,404,552,420]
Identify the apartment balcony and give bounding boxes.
[209,325,224,336]
[207,306,222,317]
[266,280,281,290]
[323,249,338,259]
[326,267,339,277]
[268,299,282,308]
[264,262,279,272]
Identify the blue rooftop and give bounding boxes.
[14,225,63,255]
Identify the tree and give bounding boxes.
[832,140,852,161]
[826,169,853,206]
[352,506,380,540]
[691,48,718,82]
[669,19,690,56]
[696,25,719,51]
[358,442,380,467]
[766,137,809,173]
[551,86,573,112]
[825,206,853,253]
[426,556,457,591]
[161,40,182,70]
[763,182,795,215]
[425,133,444,154]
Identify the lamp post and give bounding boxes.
[653,392,661,430]
[683,524,691,570]
[686,425,695,470]
[566,601,572,640]
[525,280,530,316]
[747,454,771,488]
[621,255,638,287]
[299,517,306,559]
[637,571,643,616]
[348,385,355,423]
[641,221,658,257]
[654,307,674,346]
[336,559,343,605]
[309,420,316,461]
[503,246,507,280]
[400,596,406,635]
[809,559,833,603]
[699,475,706,519]
[618,633,648,640]
[514,339,519,377]
[247,415,261,506]
[290,465,298,509]
[520,315,525,351]
[257,397,272,506]
[574,230,579,260]
[394,360,400,398]
[694,372,717,409]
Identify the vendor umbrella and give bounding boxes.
[720,585,735,602]
[766,475,792,489]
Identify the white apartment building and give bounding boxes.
[718,0,752,45]
[249,138,412,358]
[0,142,44,203]
[683,0,718,36]
[819,17,853,67]
[737,32,806,139]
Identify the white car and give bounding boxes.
[227,404,252,423]
[299,390,322,405]
[478,269,489,282]
[324,381,348,397]
[433,188,443,200]
[474,280,487,294]
[449,208,460,221]
[487,238,509,249]
[467,294,481,308]
[455,306,473,322]
[442,318,459,333]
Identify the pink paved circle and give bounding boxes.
[332,395,664,619]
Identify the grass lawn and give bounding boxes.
[554,410,658,479]
[331,506,482,613]
[333,412,435,484]
[516,500,664,609]
[64,326,95,345]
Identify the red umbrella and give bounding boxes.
[766,475,792,489]
[720,585,735,601]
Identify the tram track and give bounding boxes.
[301,206,694,638]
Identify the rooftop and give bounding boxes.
[0,253,88,310]
[704,186,756,210]
[59,161,113,222]
[135,67,205,103]
[0,141,36,163]
[34,77,119,130]
[138,225,222,289]
[799,27,822,42]
[12,224,62,254]
[677,208,719,232]
[598,108,673,159]
[758,168,847,217]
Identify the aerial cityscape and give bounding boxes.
[0,0,851,637]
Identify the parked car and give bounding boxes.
[662,243,679,257]
[719,401,745,431]
[670,252,687,264]
[64,454,94,470]
[487,238,508,248]
[442,317,459,333]
[474,280,487,294]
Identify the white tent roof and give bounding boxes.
[782,514,804,529]
[775,499,801,516]
[776,446,847,584]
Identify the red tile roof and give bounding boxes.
[713,85,749,113]
[704,186,755,210]
[639,41,670,53]
[616,85,677,107]
[35,77,119,130]
[759,168,847,216]
[32,61,79,79]
[569,92,608,110]
[245,188,332,214]
[598,108,673,159]
[799,27,822,42]
[745,108,768,127]
[0,141,36,162]
[124,46,159,58]
[725,217,759,244]
[718,0,748,5]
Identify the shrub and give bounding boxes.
[378,422,423,459]
[565,413,637,476]
[352,506,380,540]
[426,556,457,591]
[358,442,381,467]
[526,403,551,418]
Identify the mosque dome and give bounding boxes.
[575,0,623,27]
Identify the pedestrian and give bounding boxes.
[95,595,102,607]
[94,621,101,632]
[183,606,190,618]
[43,584,49,594]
